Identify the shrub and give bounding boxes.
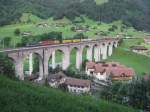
[73,33,87,39]
[0,53,15,78]
[14,28,21,36]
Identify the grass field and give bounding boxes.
[0,75,137,112]
[0,14,149,48]
[107,48,150,75]
[95,0,108,5]
[120,38,144,49]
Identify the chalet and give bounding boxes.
[64,78,91,94]
[47,72,91,94]
[144,38,150,44]
[110,67,135,81]
[73,25,89,32]
[86,61,135,81]
[36,23,49,28]
[86,61,95,75]
[130,46,148,54]
[47,72,66,88]
[143,73,150,81]
[21,32,32,37]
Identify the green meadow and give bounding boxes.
[0,14,148,47]
[107,38,150,75]
[95,0,108,5]
[107,48,150,75]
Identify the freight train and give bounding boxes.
[26,39,94,47]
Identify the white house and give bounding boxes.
[130,46,148,55]
[85,61,95,76]
[144,38,150,44]
[47,72,66,88]
[64,78,91,94]
[86,62,109,81]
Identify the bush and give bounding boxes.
[112,25,118,30]
[108,25,118,32]
[14,28,21,36]
[100,32,108,36]
[64,65,90,80]
[49,65,62,74]
[1,37,12,48]
[108,27,114,32]
[0,53,15,78]
[71,27,76,31]
[73,33,87,39]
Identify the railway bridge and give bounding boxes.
[0,39,119,80]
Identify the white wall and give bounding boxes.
[86,68,108,81]
[67,85,90,94]
[93,72,107,81]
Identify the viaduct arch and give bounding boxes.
[0,38,119,80]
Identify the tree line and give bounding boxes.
[101,77,150,111]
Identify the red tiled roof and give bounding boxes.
[86,61,135,77]
[86,61,96,69]
[111,67,135,77]
[65,78,91,87]
[94,63,106,73]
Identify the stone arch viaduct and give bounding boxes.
[0,38,119,80]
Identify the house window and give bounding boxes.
[90,71,93,74]
[72,89,75,93]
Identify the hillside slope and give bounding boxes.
[107,38,150,75]
[0,0,150,31]
[108,48,150,75]
[0,75,137,112]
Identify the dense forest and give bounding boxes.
[0,0,150,31]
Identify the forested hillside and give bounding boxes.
[0,0,150,31]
